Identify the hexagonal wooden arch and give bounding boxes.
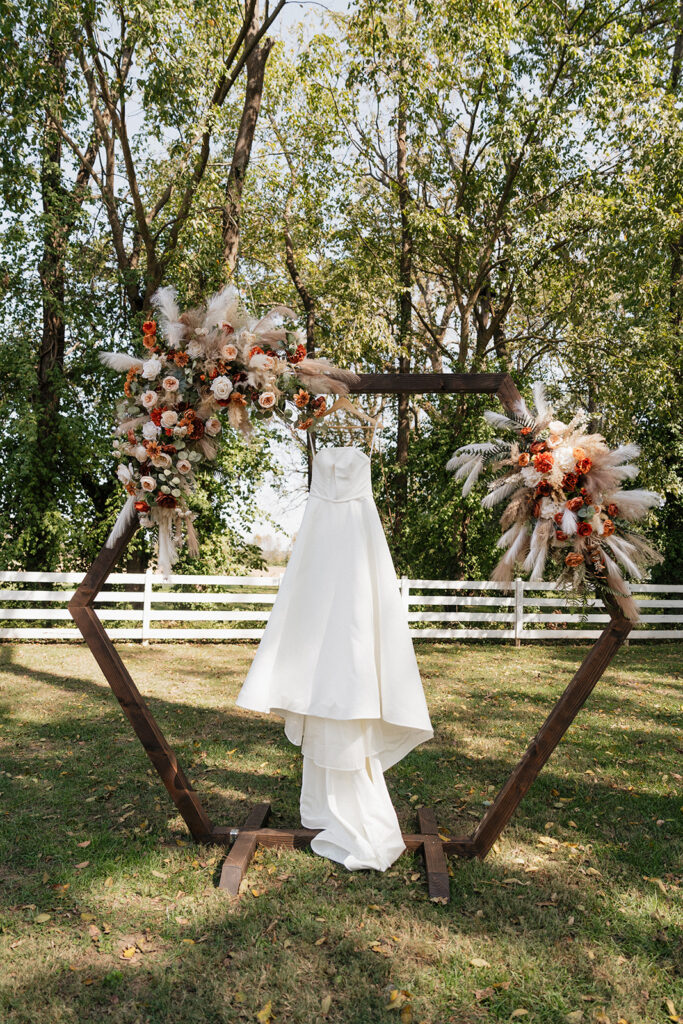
[68,373,633,902]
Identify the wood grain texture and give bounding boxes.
[348,372,517,396]
[218,804,272,894]
[472,610,634,858]
[68,520,214,842]
[417,807,451,902]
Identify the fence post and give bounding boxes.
[141,567,153,645]
[514,577,523,647]
[400,576,410,616]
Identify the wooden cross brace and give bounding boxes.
[68,373,633,903]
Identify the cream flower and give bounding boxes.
[131,445,148,462]
[160,410,178,428]
[221,344,238,361]
[151,452,172,469]
[520,465,542,487]
[205,417,222,436]
[174,425,188,437]
[116,463,133,485]
[142,421,160,440]
[554,446,576,472]
[162,375,180,392]
[187,340,203,358]
[141,390,158,409]
[258,391,276,409]
[140,475,156,491]
[195,327,209,337]
[210,375,233,400]
[141,357,162,380]
[176,459,192,474]
[250,352,275,371]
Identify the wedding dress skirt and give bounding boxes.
[236,446,433,871]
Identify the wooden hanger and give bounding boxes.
[317,394,378,430]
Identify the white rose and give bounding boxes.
[140,476,156,491]
[258,391,276,409]
[160,410,178,428]
[142,421,160,440]
[131,445,148,462]
[141,357,162,380]
[141,390,158,409]
[210,375,233,400]
[221,344,238,360]
[554,446,575,472]
[176,459,192,474]
[187,340,203,358]
[521,466,542,487]
[174,425,188,437]
[205,417,222,436]
[195,327,209,337]
[162,375,180,392]
[151,452,172,469]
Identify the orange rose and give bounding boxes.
[565,552,584,568]
[607,503,619,518]
[577,522,593,537]
[520,426,532,436]
[529,441,547,454]
[572,446,587,462]
[249,346,265,359]
[288,344,307,364]
[143,335,158,350]
[561,472,579,491]
[156,493,177,508]
[576,457,592,474]
[566,496,584,513]
[554,512,564,525]
[294,389,311,409]
[518,452,530,466]
[535,481,552,497]
[142,320,157,335]
[602,518,616,537]
[134,500,150,513]
[533,451,554,473]
[556,530,568,541]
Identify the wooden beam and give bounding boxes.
[417,806,451,902]
[349,372,516,396]
[68,519,214,842]
[471,609,633,858]
[218,803,272,894]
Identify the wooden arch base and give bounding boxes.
[68,373,634,903]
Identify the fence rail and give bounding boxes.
[0,571,681,642]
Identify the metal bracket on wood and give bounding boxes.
[67,373,634,903]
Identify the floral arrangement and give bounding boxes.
[101,285,357,575]
[447,384,662,620]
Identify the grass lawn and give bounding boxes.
[0,641,681,1024]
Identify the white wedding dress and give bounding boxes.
[236,445,433,871]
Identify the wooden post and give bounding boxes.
[471,607,633,858]
[141,566,153,645]
[514,578,524,647]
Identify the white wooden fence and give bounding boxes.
[0,571,681,642]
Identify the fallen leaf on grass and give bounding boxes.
[104,877,113,887]
[256,1000,273,1023]
[120,946,137,960]
[665,998,680,1022]
[475,988,495,1002]
[321,994,332,1014]
[88,924,101,942]
[75,861,90,870]
[77,840,91,848]
[80,912,96,922]
[151,870,167,879]
[469,957,491,968]
[34,913,51,924]
[565,1012,584,1022]
[314,936,326,946]
[510,1011,528,1019]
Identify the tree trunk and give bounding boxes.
[393,85,412,540]
[28,41,68,569]
[222,27,273,274]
